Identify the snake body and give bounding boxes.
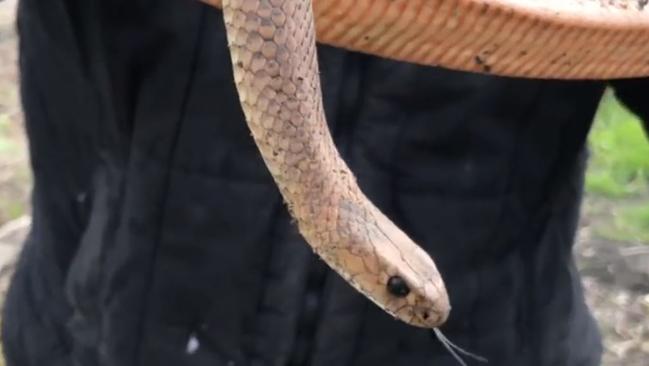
[209,0,649,329]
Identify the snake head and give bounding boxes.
[321,199,450,329]
[381,263,450,328]
[378,240,450,328]
[365,203,450,328]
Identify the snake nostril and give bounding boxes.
[422,311,430,320]
[387,276,410,297]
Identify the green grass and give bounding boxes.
[586,90,649,243]
[586,91,649,197]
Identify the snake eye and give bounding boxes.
[387,276,410,297]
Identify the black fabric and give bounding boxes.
[610,78,649,135]
[3,1,648,365]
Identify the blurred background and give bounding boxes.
[0,1,647,365]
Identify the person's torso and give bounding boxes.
[3,1,604,365]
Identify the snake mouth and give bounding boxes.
[385,299,449,329]
[408,286,451,328]
[415,307,445,328]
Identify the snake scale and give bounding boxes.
[200,0,649,330]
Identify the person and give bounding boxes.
[2,1,648,365]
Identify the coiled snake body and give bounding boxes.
[201,0,649,329]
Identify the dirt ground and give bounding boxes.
[0,1,647,365]
[577,200,649,366]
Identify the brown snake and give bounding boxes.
[199,0,649,332]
